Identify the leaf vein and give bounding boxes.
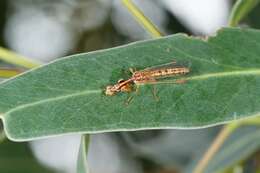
[5,89,101,116]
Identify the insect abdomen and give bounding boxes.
[151,67,189,77]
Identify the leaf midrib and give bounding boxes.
[3,69,260,116]
[187,69,260,81]
[4,89,101,116]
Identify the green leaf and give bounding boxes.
[0,27,260,141]
[185,126,260,173]
[77,135,90,173]
[229,0,260,27]
[204,126,260,172]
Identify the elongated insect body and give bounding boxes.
[132,67,190,84]
[105,61,190,96]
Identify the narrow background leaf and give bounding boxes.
[229,0,260,26]
[77,135,90,173]
[186,126,260,173]
[206,126,260,172]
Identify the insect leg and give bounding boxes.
[125,94,134,105]
[135,84,140,95]
[152,85,159,101]
[129,67,137,74]
[124,83,141,105]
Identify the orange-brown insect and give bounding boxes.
[105,61,190,96]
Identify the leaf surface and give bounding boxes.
[0,27,260,141]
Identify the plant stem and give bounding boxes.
[0,47,40,69]
[122,0,163,38]
[193,123,238,173]
[0,68,22,78]
[0,130,6,143]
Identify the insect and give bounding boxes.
[105,61,190,96]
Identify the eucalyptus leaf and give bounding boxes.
[229,0,260,26]
[185,126,260,173]
[77,135,90,173]
[0,27,260,141]
[205,126,260,173]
